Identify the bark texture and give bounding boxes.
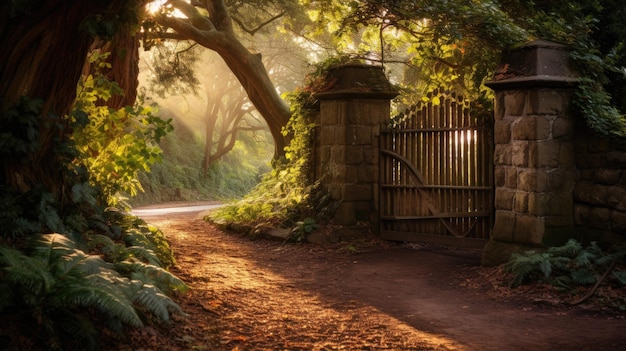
[0,0,140,198]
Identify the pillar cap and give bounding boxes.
[485,40,579,90]
[314,63,398,100]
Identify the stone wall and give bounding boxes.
[573,126,626,243]
[313,63,397,231]
[482,40,580,265]
[483,40,626,265]
[491,88,577,243]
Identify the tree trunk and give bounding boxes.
[211,33,290,159]
[153,0,291,159]
[0,0,139,201]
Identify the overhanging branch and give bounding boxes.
[231,11,286,35]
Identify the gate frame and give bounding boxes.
[378,90,494,249]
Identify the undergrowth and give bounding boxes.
[204,59,345,238]
[1,62,186,350]
[506,239,626,308]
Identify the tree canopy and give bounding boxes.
[1,0,625,347]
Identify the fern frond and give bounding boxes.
[53,274,143,327]
[548,239,581,257]
[539,258,552,277]
[0,246,51,294]
[134,283,181,321]
[571,268,597,285]
[116,260,187,294]
[64,214,89,233]
[126,245,162,266]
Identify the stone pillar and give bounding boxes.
[482,40,579,265]
[314,63,397,232]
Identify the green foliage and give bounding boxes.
[301,0,626,136]
[130,117,270,205]
[0,232,183,350]
[0,45,184,351]
[143,43,201,98]
[288,218,318,242]
[506,239,626,291]
[207,71,320,230]
[516,0,626,136]
[71,51,173,207]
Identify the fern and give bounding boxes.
[133,283,183,322]
[506,239,626,290]
[115,260,188,295]
[0,231,185,350]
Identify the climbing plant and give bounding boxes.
[71,51,173,207]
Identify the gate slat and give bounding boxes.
[380,89,493,245]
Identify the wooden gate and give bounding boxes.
[379,89,493,248]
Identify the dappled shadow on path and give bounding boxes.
[121,211,626,351]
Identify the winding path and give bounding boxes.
[125,204,626,350]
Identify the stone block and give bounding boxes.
[320,126,340,145]
[494,120,511,144]
[558,142,575,168]
[574,180,608,206]
[343,184,372,201]
[362,147,376,165]
[526,89,570,116]
[518,169,547,192]
[592,169,622,185]
[357,165,377,183]
[495,167,506,187]
[588,138,611,152]
[514,214,545,245]
[607,186,626,211]
[574,203,591,226]
[351,125,373,145]
[514,191,529,213]
[330,147,345,163]
[512,116,550,141]
[587,207,611,230]
[319,103,339,125]
[494,144,513,166]
[529,141,560,168]
[505,167,518,188]
[611,210,626,234]
[529,192,573,217]
[606,151,626,168]
[495,188,515,210]
[546,169,576,192]
[493,93,505,121]
[504,91,526,116]
[511,142,529,167]
[612,138,626,151]
[544,215,574,227]
[575,152,604,169]
[345,146,364,165]
[492,210,516,241]
[552,116,574,139]
[333,202,357,225]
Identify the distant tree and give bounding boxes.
[198,54,268,173]
[145,0,307,158]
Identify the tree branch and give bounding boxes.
[231,11,286,35]
[166,0,215,31]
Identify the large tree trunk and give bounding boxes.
[0,0,140,201]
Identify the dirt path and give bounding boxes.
[111,209,626,351]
